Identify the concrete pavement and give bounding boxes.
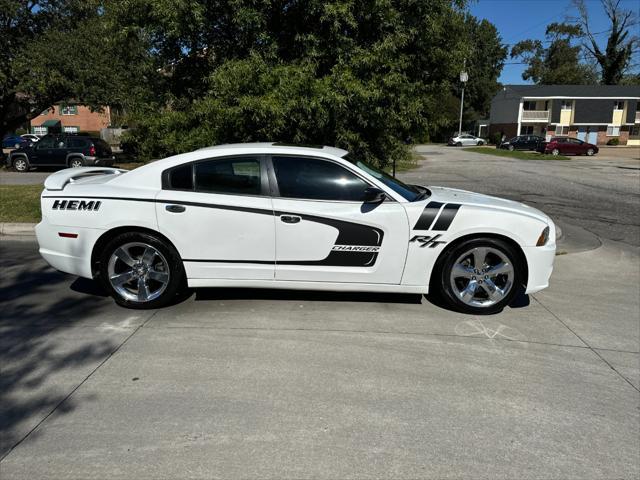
[1,146,639,478]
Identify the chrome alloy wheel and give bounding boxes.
[13,157,28,171]
[107,242,170,302]
[449,246,514,308]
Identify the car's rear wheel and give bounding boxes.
[586,148,594,156]
[13,156,29,172]
[69,157,84,168]
[435,237,524,314]
[99,232,186,309]
[551,148,560,156]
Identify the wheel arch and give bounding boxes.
[91,226,181,278]
[10,152,29,164]
[428,232,529,291]
[66,153,85,165]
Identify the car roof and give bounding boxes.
[197,142,349,158]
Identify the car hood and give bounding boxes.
[427,186,550,223]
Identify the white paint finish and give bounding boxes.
[272,197,410,284]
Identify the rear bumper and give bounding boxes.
[35,219,104,279]
[85,156,115,166]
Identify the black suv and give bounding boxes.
[7,134,115,172]
[499,135,545,151]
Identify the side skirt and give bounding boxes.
[187,278,429,294]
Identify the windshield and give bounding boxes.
[344,154,426,202]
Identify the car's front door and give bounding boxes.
[30,136,57,165]
[269,155,409,284]
[155,155,276,280]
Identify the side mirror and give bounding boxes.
[363,187,386,203]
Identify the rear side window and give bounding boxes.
[67,138,88,148]
[167,164,194,190]
[272,156,369,201]
[194,157,261,195]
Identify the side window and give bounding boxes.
[272,156,370,202]
[194,157,261,195]
[36,137,56,149]
[166,164,194,190]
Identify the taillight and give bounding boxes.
[89,145,96,156]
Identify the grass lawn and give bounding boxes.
[464,146,569,161]
[0,185,42,223]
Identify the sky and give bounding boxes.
[469,0,640,84]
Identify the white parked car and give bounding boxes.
[36,143,556,313]
[448,134,485,146]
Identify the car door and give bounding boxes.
[30,136,57,165]
[269,155,410,284]
[155,155,276,280]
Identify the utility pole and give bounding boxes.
[458,58,468,137]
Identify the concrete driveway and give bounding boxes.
[0,146,638,479]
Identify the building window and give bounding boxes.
[32,126,48,135]
[522,101,536,111]
[555,125,569,135]
[63,126,79,134]
[521,126,534,135]
[613,101,625,111]
[606,125,621,136]
[561,100,572,110]
[60,105,78,115]
[630,126,640,140]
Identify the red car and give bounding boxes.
[542,137,599,156]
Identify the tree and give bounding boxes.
[571,0,639,85]
[510,23,598,84]
[0,1,151,139]
[119,0,491,166]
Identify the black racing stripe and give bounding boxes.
[43,195,384,267]
[184,259,274,264]
[431,204,461,231]
[413,202,443,230]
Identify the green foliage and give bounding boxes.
[121,0,505,167]
[607,138,620,146]
[0,1,153,138]
[510,23,598,84]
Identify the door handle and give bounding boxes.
[165,204,186,213]
[280,215,301,224]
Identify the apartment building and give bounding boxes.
[30,104,111,136]
[489,85,640,146]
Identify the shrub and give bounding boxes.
[607,138,619,146]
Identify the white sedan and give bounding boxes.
[36,143,556,314]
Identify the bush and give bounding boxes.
[607,138,620,146]
[490,132,502,145]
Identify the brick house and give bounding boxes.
[30,104,111,136]
[488,85,640,146]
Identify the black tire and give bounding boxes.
[455,142,462,147]
[433,237,524,315]
[508,145,515,151]
[586,148,594,156]
[98,231,186,309]
[12,155,29,172]
[477,140,484,146]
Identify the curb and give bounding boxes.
[0,222,36,238]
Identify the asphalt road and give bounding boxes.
[1,147,639,479]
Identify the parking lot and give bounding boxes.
[1,145,639,478]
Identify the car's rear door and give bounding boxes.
[155,155,276,280]
[269,155,409,284]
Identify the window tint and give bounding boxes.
[36,137,56,149]
[67,138,88,148]
[273,156,369,201]
[195,158,261,195]
[168,164,193,190]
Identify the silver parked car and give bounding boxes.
[448,134,484,146]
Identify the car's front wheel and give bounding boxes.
[12,156,29,172]
[434,237,524,314]
[477,140,484,146]
[508,145,515,151]
[98,232,186,309]
[551,148,560,156]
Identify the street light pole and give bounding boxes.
[458,59,468,137]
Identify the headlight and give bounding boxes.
[536,226,550,246]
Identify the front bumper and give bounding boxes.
[522,242,556,294]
